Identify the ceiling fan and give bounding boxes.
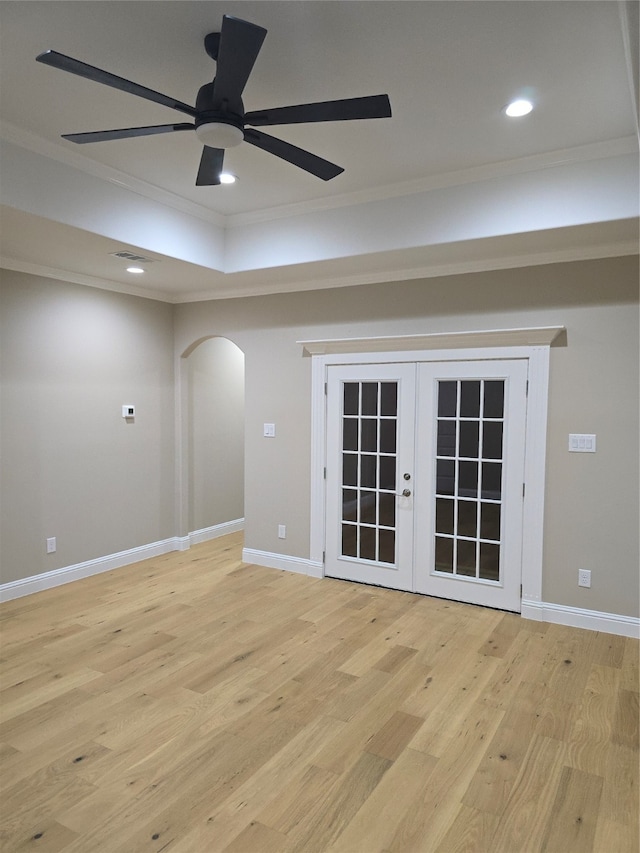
[36,14,392,186]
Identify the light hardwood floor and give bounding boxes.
[1,533,638,852]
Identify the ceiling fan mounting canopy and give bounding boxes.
[35,14,392,186]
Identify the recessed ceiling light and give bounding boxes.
[505,99,533,117]
[126,266,145,274]
[220,172,237,184]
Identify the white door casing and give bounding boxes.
[304,328,562,610]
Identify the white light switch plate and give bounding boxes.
[569,434,596,452]
[263,423,275,437]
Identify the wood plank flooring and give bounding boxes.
[1,533,638,852]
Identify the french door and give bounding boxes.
[325,359,528,611]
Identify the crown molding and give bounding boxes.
[3,122,637,234]
[3,235,636,305]
[0,256,175,302]
[174,238,639,303]
[0,122,226,229]
[225,136,639,228]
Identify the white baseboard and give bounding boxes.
[4,537,636,640]
[189,518,244,545]
[239,556,639,638]
[0,536,183,602]
[522,599,640,638]
[0,518,245,603]
[242,547,324,579]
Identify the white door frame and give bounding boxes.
[306,328,564,609]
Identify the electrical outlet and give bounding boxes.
[578,569,591,588]
[278,524,286,539]
[46,537,56,554]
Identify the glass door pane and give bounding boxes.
[341,381,398,564]
[325,363,416,592]
[433,378,505,582]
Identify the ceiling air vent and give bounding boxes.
[110,251,156,263]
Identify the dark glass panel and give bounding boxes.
[482,462,502,499]
[361,455,377,489]
[380,383,398,417]
[482,422,503,460]
[438,381,457,417]
[457,500,478,538]
[480,502,501,542]
[459,421,480,459]
[380,419,397,454]
[483,380,504,419]
[460,381,481,418]
[435,536,454,573]
[341,524,357,557]
[378,529,395,564]
[458,460,479,498]
[342,418,358,452]
[456,540,477,576]
[361,419,378,453]
[343,383,359,416]
[360,526,376,561]
[379,492,396,528]
[360,491,377,525]
[342,488,358,522]
[343,453,358,487]
[435,498,454,535]
[479,542,500,581]
[379,456,396,491]
[437,420,457,457]
[436,459,455,495]
[362,383,378,416]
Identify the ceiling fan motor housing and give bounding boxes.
[194,81,244,148]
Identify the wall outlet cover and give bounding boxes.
[578,569,591,588]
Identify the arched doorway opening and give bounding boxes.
[184,336,245,541]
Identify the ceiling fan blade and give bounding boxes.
[245,94,392,127]
[196,146,224,186]
[212,16,267,106]
[36,50,197,118]
[62,124,195,144]
[243,129,343,181]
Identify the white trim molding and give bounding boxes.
[189,518,244,545]
[0,536,184,603]
[522,600,640,639]
[0,518,245,603]
[299,326,565,356]
[307,336,554,613]
[242,548,324,579]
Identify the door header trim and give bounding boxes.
[299,326,565,356]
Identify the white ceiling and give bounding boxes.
[1,1,638,302]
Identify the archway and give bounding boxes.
[184,336,245,541]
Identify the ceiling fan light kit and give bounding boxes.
[195,121,244,149]
[35,14,392,186]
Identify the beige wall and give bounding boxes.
[174,255,639,618]
[187,336,244,532]
[0,271,175,584]
[1,256,638,620]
